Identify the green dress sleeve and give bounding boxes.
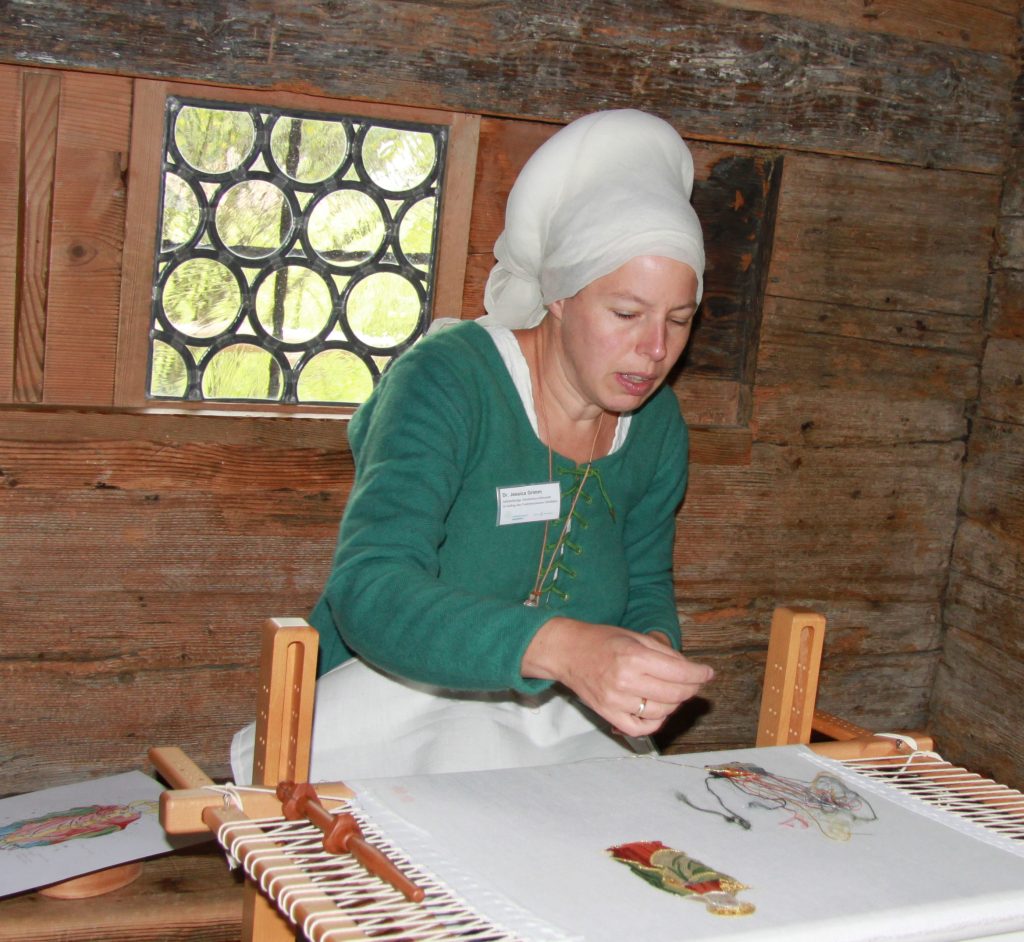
[313,330,556,693]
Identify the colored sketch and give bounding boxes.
[0,799,157,849]
[0,772,199,898]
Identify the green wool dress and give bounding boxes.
[309,320,689,693]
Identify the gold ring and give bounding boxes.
[635,697,647,718]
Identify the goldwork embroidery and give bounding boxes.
[607,840,755,916]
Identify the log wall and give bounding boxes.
[929,105,1024,788]
[0,0,1020,794]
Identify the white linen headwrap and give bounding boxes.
[482,110,705,329]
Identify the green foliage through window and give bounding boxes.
[147,99,447,406]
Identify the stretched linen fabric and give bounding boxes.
[344,746,1024,942]
[483,109,705,329]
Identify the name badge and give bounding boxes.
[496,481,561,526]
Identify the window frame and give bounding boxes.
[115,79,479,415]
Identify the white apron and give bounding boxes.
[231,656,647,784]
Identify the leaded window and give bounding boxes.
[147,98,447,406]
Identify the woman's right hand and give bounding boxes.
[520,617,713,738]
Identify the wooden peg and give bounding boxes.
[277,781,425,903]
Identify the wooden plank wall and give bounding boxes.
[0,0,1019,794]
[929,118,1024,787]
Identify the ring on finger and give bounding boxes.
[633,697,647,719]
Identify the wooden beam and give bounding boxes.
[0,65,20,401]
[15,69,60,402]
[710,0,1018,56]
[432,111,480,320]
[43,71,131,405]
[0,1,1014,173]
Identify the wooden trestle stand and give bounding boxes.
[143,607,1023,942]
[152,616,323,942]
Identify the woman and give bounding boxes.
[232,109,713,782]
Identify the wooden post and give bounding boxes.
[756,607,826,747]
[244,617,319,942]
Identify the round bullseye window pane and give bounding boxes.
[255,266,333,343]
[271,117,348,183]
[307,190,385,266]
[347,272,420,348]
[163,258,240,339]
[202,344,283,400]
[297,349,374,404]
[362,127,435,192]
[175,106,255,173]
[216,180,292,259]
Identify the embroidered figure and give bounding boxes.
[607,840,755,916]
[683,762,877,841]
[0,799,157,849]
